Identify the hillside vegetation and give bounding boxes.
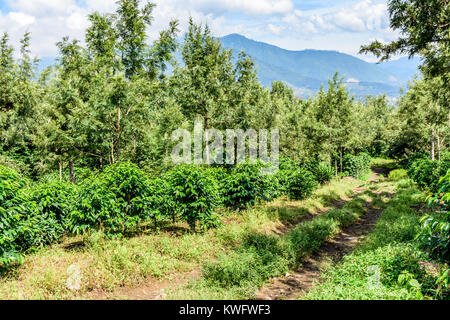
[0,0,448,301]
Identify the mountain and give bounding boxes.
[220,33,420,99]
[35,34,420,99]
[377,56,422,83]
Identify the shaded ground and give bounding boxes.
[255,169,393,300]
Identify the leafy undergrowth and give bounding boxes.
[0,177,359,299]
[304,178,449,300]
[166,180,377,300]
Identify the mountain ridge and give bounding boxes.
[220,33,420,99]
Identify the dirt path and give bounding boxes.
[255,168,391,300]
[88,269,201,300]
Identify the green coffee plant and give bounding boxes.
[223,162,279,209]
[417,170,450,261]
[140,177,178,227]
[286,168,318,200]
[408,158,450,192]
[167,165,221,230]
[68,162,153,235]
[314,163,334,185]
[343,153,371,178]
[0,166,29,268]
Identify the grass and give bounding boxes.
[371,158,400,170]
[304,178,448,300]
[0,176,361,300]
[167,182,377,300]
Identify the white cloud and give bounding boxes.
[334,11,366,32]
[66,10,90,31]
[183,0,294,16]
[332,0,389,32]
[8,12,36,28]
[267,23,284,35]
[84,0,118,13]
[6,0,77,16]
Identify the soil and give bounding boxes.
[88,269,201,300]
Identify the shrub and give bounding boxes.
[102,162,153,218]
[18,181,77,249]
[223,162,279,209]
[206,167,229,204]
[1,167,78,269]
[0,166,29,268]
[300,159,334,185]
[408,158,450,192]
[441,151,450,162]
[301,159,320,176]
[0,165,27,203]
[167,165,221,230]
[404,151,430,169]
[274,157,299,195]
[417,171,450,261]
[142,177,178,227]
[27,180,76,224]
[68,177,126,235]
[68,162,152,235]
[279,157,299,172]
[0,154,28,176]
[388,169,408,181]
[343,153,371,178]
[286,168,318,200]
[314,163,334,185]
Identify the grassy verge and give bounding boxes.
[167,181,379,300]
[0,177,360,299]
[304,178,448,300]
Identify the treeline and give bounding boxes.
[0,0,447,182]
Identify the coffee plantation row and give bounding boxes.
[402,151,450,261]
[0,153,371,270]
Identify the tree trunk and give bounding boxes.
[431,128,435,161]
[69,161,75,184]
[329,150,333,168]
[334,153,338,177]
[111,138,115,164]
[117,107,122,162]
[99,156,103,171]
[204,117,209,165]
[59,161,63,182]
[340,147,343,173]
[437,129,441,162]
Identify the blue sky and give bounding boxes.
[0,0,397,61]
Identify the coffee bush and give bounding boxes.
[167,165,221,230]
[223,162,279,209]
[286,168,318,200]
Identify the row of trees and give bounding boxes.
[0,0,448,183]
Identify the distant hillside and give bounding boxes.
[36,34,421,99]
[377,56,422,83]
[220,34,420,99]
